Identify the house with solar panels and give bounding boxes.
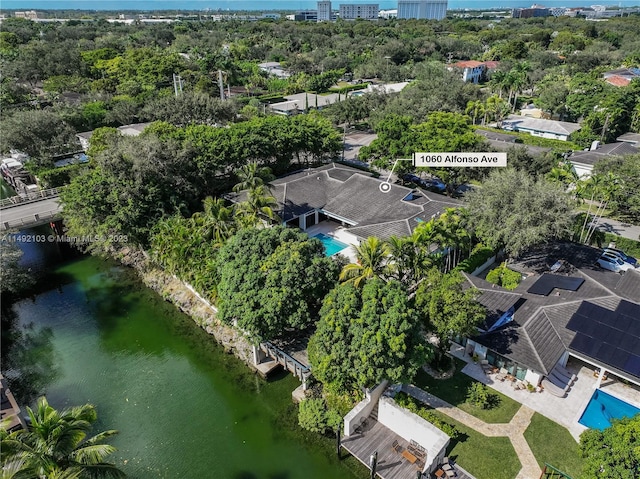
[459,242,640,396]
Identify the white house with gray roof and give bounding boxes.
[461,242,640,392]
[500,115,581,142]
[569,141,638,178]
[227,163,460,242]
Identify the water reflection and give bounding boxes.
[1,306,60,404]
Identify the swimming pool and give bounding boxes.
[313,233,349,256]
[578,389,640,430]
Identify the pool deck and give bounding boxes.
[453,345,640,441]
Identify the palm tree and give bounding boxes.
[434,208,471,272]
[465,100,485,125]
[235,185,280,228]
[1,397,125,479]
[191,196,236,247]
[339,236,390,288]
[232,162,275,193]
[584,172,619,244]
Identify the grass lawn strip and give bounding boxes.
[523,412,584,479]
[413,359,521,423]
[428,409,522,479]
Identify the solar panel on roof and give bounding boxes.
[624,355,640,376]
[527,273,585,296]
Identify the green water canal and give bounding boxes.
[1,254,366,479]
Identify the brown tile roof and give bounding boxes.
[606,75,631,87]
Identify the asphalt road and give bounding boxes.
[594,217,640,241]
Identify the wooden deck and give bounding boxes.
[341,420,425,479]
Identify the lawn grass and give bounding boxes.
[428,409,522,479]
[413,358,522,423]
[524,413,584,479]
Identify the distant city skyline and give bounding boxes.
[3,0,639,11]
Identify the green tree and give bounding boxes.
[0,396,125,479]
[579,415,640,479]
[0,110,77,164]
[465,168,574,257]
[217,226,339,341]
[191,196,236,247]
[60,134,199,249]
[308,279,429,394]
[0,241,34,295]
[415,269,486,364]
[339,236,390,288]
[593,154,640,223]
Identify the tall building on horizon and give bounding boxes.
[317,1,332,21]
[397,0,447,20]
[339,4,379,20]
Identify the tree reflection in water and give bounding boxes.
[1,306,60,405]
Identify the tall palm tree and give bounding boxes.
[235,185,280,228]
[465,100,485,125]
[584,172,619,244]
[1,397,125,479]
[339,236,390,288]
[191,196,236,247]
[232,162,275,193]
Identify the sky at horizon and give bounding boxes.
[2,0,639,12]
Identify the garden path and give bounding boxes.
[404,385,540,479]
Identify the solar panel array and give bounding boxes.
[527,273,585,296]
[566,300,640,378]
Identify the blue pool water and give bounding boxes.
[578,389,640,430]
[313,233,349,256]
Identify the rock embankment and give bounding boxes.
[112,246,255,366]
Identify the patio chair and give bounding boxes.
[443,464,453,471]
[445,469,456,478]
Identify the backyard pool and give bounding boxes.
[313,233,349,256]
[579,389,640,430]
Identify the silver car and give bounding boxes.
[597,252,634,272]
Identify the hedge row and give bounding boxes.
[35,163,89,188]
[394,392,459,439]
[455,245,495,274]
[328,83,369,94]
[602,233,640,258]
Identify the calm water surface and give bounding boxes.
[2,255,365,479]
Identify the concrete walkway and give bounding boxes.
[403,385,541,479]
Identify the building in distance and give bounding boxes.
[397,0,447,20]
[340,4,380,20]
[317,1,332,21]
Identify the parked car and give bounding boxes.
[423,178,446,193]
[402,173,422,185]
[597,252,635,272]
[603,248,637,266]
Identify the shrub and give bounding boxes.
[328,83,370,94]
[466,383,500,410]
[298,398,328,433]
[455,245,494,274]
[394,392,459,439]
[298,397,342,434]
[485,262,521,290]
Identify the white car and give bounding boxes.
[597,252,634,272]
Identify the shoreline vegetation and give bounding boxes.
[114,245,257,368]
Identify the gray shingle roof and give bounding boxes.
[469,242,640,380]
[503,115,581,136]
[570,142,638,166]
[245,163,461,240]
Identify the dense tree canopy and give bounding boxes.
[579,415,640,479]
[217,226,340,341]
[308,279,429,394]
[465,168,574,257]
[593,153,640,224]
[415,269,486,362]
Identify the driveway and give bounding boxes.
[342,129,377,162]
